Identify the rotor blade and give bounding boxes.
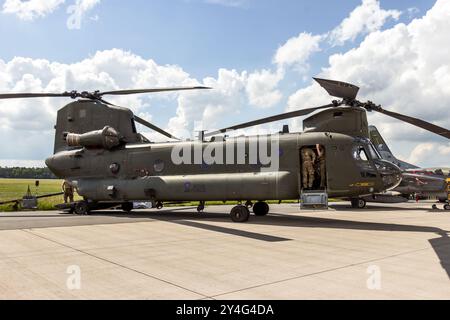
[134,115,180,141]
[0,92,73,100]
[205,104,334,137]
[374,108,450,139]
[314,78,360,100]
[100,86,211,96]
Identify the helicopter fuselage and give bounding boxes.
[46,132,402,203]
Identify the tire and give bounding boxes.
[253,201,270,216]
[351,198,366,209]
[75,202,89,215]
[444,204,450,211]
[230,205,250,223]
[121,202,133,213]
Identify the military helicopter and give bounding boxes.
[1,78,448,222]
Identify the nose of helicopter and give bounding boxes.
[374,160,403,190]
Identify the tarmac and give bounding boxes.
[0,201,449,300]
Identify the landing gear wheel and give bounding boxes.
[351,198,366,209]
[75,201,89,215]
[121,202,133,213]
[230,205,250,223]
[253,201,269,216]
[156,201,164,210]
[444,204,450,211]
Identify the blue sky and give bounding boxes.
[0,0,449,168]
[0,0,430,77]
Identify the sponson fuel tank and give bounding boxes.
[74,171,297,202]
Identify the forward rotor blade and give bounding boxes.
[314,78,360,100]
[134,115,180,141]
[205,103,334,137]
[0,92,72,99]
[100,86,211,96]
[374,108,450,139]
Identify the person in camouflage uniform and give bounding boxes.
[301,148,316,189]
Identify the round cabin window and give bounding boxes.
[153,159,165,173]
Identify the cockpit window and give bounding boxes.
[367,143,381,160]
[353,146,369,161]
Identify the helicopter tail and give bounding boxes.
[369,125,419,170]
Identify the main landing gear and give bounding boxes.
[253,201,270,216]
[230,205,250,222]
[230,201,270,222]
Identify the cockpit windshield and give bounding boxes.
[352,142,381,162]
[367,142,381,160]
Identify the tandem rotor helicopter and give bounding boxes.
[1,78,449,222]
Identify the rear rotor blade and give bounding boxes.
[314,78,360,100]
[100,86,211,96]
[374,108,450,139]
[205,103,335,137]
[134,115,180,141]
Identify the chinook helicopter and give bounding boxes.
[1,78,449,222]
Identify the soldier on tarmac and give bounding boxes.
[316,144,326,188]
[62,180,75,203]
[301,148,316,189]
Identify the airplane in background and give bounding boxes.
[364,126,449,206]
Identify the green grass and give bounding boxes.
[0,179,81,212]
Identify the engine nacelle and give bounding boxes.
[66,126,121,149]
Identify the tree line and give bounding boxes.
[0,167,56,179]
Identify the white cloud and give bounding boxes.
[329,0,401,46]
[167,68,248,138]
[274,32,322,71]
[2,0,65,20]
[285,0,450,168]
[246,69,283,108]
[0,49,286,160]
[404,142,450,167]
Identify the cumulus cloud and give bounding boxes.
[329,0,401,46]
[286,0,450,166]
[274,32,323,72]
[0,49,287,160]
[245,69,283,108]
[404,142,450,167]
[2,0,65,20]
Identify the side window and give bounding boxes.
[353,146,369,161]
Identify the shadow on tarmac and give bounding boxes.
[92,206,450,279]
